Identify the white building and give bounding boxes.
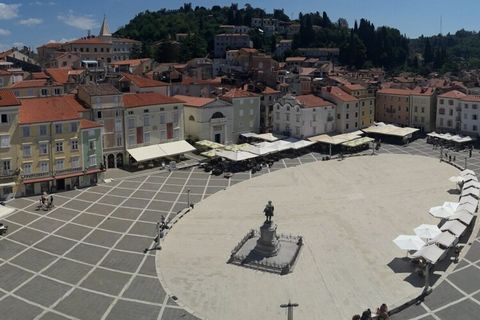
[272,94,335,138]
[175,95,234,144]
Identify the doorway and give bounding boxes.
[214,133,222,143]
[57,179,65,191]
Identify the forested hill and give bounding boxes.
[114,3,474,74]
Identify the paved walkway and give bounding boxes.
[0,139,478,319]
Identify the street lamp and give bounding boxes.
[280,301,299,320]
[187,189,191,208]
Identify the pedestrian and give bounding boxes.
[454,155,456,162]
[449,155,452,162]
[470,149,473,158]
[48,195,53,208]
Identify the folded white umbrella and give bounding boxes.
[414,224,442,240]
[462,187,480,198]
[463,174,478,182]
[429,206,455,219]
[393,235,425,251]
[411,244,445,264]
[428,231,457,248]
[449,211,475,226]
[449,176,464,183]
[460,169,476,177]
[441,220,467,237]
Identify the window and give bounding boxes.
[414,106,418,112]
[89,155,97,167]
[474,115,478,120]
[39,125,47,136]
[89,140,96,151]
[159,114,165,124]
[449,109,453,116]
[40,161,49,173]
[249,109,254,116]
[464,113,468,119]
[55,142,63,152]
[128,134,135,146]
[474,125,478,132]
[144,115,150,127]
[159,130,166,141]
[71,140,78,151]
[421,107,425,113]
[22,144,31,157]
[439,108,445,115]
[239,109,244,117]
[115,118,122,132]
[128,118,135,129]
[276,112,280,120]
[39,143,48,155]
[23,163,32,175]
[97,111,102,119]
[465,103,469,109]
[41,89,48,96]
[70,122,78,132]
[22,126,30,137]
[337,114,340,119]
[0,135,10,148]
[345,123,349,130]
[1,114,8,123]
[474,104,479,110]
[55,124,62,134]
[173,128,180,139]
[71,157,80,168]
[286,114,290,121]
[354,122,357,128]
[448,100,453,106]
[116,134,123,147]
[346,113,349,119]
[346,104,349,109]
[54,88,61,95]
[312,114,316,122]
[55,159,64,170]
[144,132,151,144]
[173,111,179,123]
[189,115,195,121]
[440,99,444,104]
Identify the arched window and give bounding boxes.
[189,115,195,121]
[211,112,225,119]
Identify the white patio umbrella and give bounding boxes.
[464,180,480,190]
[393,235,425,256]
[428,231,458,249]
[449,176,464,183]
[463,174,478,182]
[449,211,475,226]
[457,202,477,214]
[460,169,476,177]
[462,187,480,199]
[429,206,455,219]
[443,201,459,211]
[412,244,446,264]
[460,195,478,206]
[441,220,467,237]
[414,224,442,240]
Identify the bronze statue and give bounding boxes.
[263,200,274,223]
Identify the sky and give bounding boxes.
[1,0,479,51]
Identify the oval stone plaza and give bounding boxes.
[157,154,460,319]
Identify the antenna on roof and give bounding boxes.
[440,15,443,35]
[87,30,91,38]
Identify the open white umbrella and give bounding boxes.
[393,235,425,257]
[429,206,455,219]
[414,224,442,240]
[463,174,478,182]
[449,211,475,226]
[443,201,459,211]
[460,195,478,206]
[464,180,480,190]
[441,220,467,237]
[411,244,446,264]
[449,176,464,183]
[457,202,477,214]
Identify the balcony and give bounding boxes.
[327,116,334,122]
[0,169,17,180]
[54,167,83,176]
[22,171,51,180]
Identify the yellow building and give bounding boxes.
[341,84,375,128]
[17,95,102,196]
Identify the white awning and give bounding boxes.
[127,140,195,162]
[362,124,419,138]
[0,182,15,188]
[215,149,258,161]
[291,140,315,150]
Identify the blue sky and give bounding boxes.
[0,0,479,51]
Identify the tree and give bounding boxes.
[423,38,433,64]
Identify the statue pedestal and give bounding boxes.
[253,222,280,257]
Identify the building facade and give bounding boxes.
[320,86,360,133]
[214,34,252,58]
[341,84,375,128]
[375,88,411,127]
[272,94,335,138]
[176,95,234,144]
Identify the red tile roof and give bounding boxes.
[438,90,467,99]
[45,68,77,85]
[0,89,20,107]
[80,119,102,129]
[38,42,64,49]
[174,95,215,108]
[180,76,222,85]
[262,86,280,94]
[120,73,169,88]
[324,86,358,102]
[286,57,307,62]
[19,95,85,124]
[9,79,61,89]
[296,94,332,108]
[411,87,435,96]
[111,58,150,66]
[221,88,259,101]
[30,72,49,80]
[343,83,366,91]
[461,95,480,102]
[66,37,111,45]
[376,88,412,96]
[123,92,181,108]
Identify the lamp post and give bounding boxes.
[187,189,191,208]
[465,157,468,170]
[280,301,299,320]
